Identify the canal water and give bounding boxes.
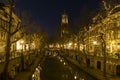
[39,55,95,80]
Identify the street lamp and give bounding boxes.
[100,33,106,77]
[93,41,97,45]
[20,40,24,70]
[93,41,98,56]
[20,40,24,51]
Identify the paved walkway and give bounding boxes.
[14,54,44,80]
[65,57,120,80]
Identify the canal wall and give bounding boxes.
[65,56,109,80]
[67,50,120,76]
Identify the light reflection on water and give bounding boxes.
[33,55,95,80]
[58,56,86,80]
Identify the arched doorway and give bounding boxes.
[97,61,101,70]
[116,65,120,76]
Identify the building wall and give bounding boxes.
[78,11,120,76]
[83,55,120,75]
[0,3,21,55]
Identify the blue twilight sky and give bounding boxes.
[3,0,101,36]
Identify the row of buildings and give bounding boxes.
[0,3,43,58]
[78,9,120,76]
[50,5,120,76]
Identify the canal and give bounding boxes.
[40,55,95,80]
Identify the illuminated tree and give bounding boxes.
[31,32,46,52]
[91,0,120,77]
[79,27,88,65]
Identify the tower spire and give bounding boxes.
[61,10,68,24]
[60,10,69,37]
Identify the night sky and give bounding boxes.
[8,0,101,36]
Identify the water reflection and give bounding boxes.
[34,55,94,80]
[58,56,87,80]
[32,65,42,80]
[58,56,85,80]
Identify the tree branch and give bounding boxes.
[0,25,9,33]
[11,24,26,36]
[10,32,24,44]
[109,5,120,15]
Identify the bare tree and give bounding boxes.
[0,0,24,79]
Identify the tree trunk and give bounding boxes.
[3,33,11,80]
[82,41,87,65]
[102,40,106,77]
[3,2,13,80]
[21,52,24,70]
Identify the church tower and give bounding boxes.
[61,11,69,37]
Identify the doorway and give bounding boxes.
[97,61,101,70]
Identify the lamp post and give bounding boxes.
[100,33,106,77]
[93,41,97,56]
[21,40,24,51]
[20,40,24,70]
[92,41,98,68]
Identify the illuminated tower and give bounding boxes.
[61,11,69,37]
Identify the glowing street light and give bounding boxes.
[60,59,63,62]
[16,40,24,51]
[20,39,25,70]
[93,41,97,45]
[74,75,77,79]
[20,40,24,44]
[64,62,66,65]
[69,42,72,46]
[20,40,24,51]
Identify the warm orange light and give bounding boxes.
[93,41,97,45]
